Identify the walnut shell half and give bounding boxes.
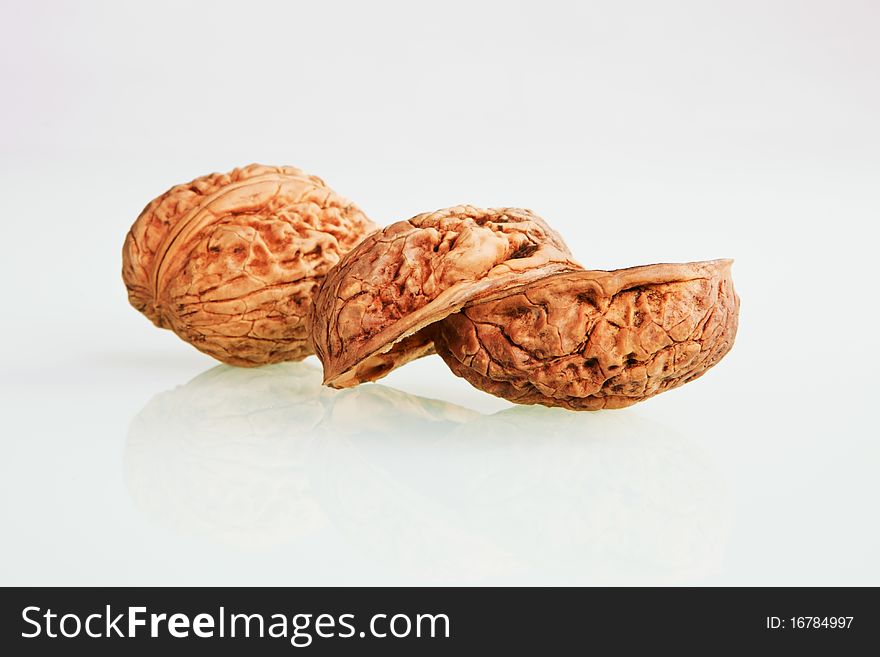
[122,164,377,366]
[434,259,739,410]
[308,206,582,387]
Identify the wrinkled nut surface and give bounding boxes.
[434,260,738,410]
[309,205,739,409]
[122,164,377,366]
[308,206,582,387]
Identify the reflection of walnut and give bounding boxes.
[122,164,377,366]
[308,206,581,387]
[434,261,738,409]
[124,363,333,547]
[310,206,739,409]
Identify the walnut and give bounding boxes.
[122,164,378,366]
[309,206,739,409]
[433,260,739,410]
[308,206,582,387]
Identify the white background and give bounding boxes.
[1,0,878,585]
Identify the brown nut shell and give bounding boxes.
[308,206,582,387]
[122,164,377,366]
[433,259,739,410]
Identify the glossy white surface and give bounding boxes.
[1,0,878,585]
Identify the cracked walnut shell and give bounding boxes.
[309,205,739,410]
[122,164,377,366]
[308,206,582,387]
[433,260,738,410]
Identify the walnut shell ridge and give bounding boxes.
[309,205,738,410]
[122,164,378,366]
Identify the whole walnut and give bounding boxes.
[309,206,739,410]
[122,164,377,366]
